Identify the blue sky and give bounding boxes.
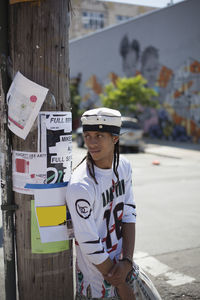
[100,0,185,8]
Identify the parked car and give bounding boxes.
[76,116,144,152]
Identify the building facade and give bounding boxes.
[69,0,200,143]
[69,0,155,40]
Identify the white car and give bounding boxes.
[76,116,144,152]
[119,117,144,152]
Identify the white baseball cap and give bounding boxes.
[81,107,122,135]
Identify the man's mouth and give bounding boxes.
[89,149,100,154]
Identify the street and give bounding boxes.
[0,140,200,299]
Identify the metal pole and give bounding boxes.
[0,0,17,299]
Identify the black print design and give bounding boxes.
[75,199,92,219]
[84,238,101,244]
[126,203,136,209]
[88,248,105,255]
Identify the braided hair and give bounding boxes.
[73,139,120,185]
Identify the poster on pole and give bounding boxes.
[12,150,47,194]
[33,186,74,243]
[7,71,49,140]
[31,200,70,253]
[38,111,72,184]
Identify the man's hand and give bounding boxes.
[104,260,132,286]
[104,260,135,300]
[116,283,136,300]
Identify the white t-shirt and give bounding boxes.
[66,155,136,298]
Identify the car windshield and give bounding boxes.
[122,120,140,130]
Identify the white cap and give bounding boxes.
[81,107,122,135]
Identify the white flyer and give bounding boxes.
[7,71,49,140]
[38,111,72,183]
[34,186,74,242]
[12,150,47,195]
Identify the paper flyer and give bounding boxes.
[34,186,74,243]
[38,111,72,184]
[12,150,47,194]
[31,200,69,253]
[7,71,49,140]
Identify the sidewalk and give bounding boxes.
[144,138,200,160]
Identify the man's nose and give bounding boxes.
[88,137,98,146]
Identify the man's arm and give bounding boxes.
[105,222,136,282]
[95,222,135,276]
[122,222,135,260]
[95,256,114,277]
[95,256,135,300]
[95,223,136,300]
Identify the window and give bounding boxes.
[82,11,105,29]
[116,15,131,23]
[122,120,141,130]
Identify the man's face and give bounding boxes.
[142,55,159,87]
[142,54,160,87]
[83,131,119,169]
[123,50,138,78]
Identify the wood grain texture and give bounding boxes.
[9,1,73,299]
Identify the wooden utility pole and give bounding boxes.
[8,1,73,299]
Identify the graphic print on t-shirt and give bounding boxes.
[75,199,92,219]
[100,179,125,252]
[102,179,125,207]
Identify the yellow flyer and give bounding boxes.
[31,200,69,254]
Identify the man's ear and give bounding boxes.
[113,136,119,144]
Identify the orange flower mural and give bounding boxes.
[85,75,103,95]
[157,66,173,88]
[108,72,119,86]
[190,60,200,74]
[173,81,193,99]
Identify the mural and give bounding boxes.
[119,35,140,78]
[79,35,200,143]
[164,58,200,142]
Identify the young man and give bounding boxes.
[66,108,136,300]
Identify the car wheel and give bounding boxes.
[77,135,84,148]
[119,146,128,153]
[131,146,139,153]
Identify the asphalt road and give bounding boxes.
[128,146,200,300]
[0,140,200,300]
